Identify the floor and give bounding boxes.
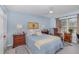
[57,43,79,54]
[5,43,79,54]
[5,45,29,54]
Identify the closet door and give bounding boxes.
[3,14,7,51]
[0,7,7,54]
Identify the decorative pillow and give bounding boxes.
[35,32,42,35]
[33,29,42,35]
[27,29,42,36]
[49,28,54,35]
[27,29,35,36]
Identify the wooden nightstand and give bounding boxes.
[13,33,26,48]
[41,29,49,34]
[64,33,72,43]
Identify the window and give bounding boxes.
[60,15,77,33]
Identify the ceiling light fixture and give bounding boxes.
[49,10,53,14]
[49,6,54,14]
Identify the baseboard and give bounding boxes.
[7,44,12,47]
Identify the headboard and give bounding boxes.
[28,22,39,29]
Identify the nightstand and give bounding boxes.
[13,33,26,48]
[41,29,49,34]
[64,33,72,43]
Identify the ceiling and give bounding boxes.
[6,5,79,17]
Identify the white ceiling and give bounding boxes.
[6,5,79,17]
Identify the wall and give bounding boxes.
[50,17,56,28]
[77,14,79,34]
[56,18,62,32]
[7,11,53,46]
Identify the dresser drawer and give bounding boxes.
[14,39,25,43]
[14,37,24,41]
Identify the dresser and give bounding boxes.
[13,33,26,48]
[41,29,49,34]
[64,33,72,43]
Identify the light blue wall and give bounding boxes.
[50,17,56,28]
[7,11,53,46]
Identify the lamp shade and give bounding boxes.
[16,24,23,29]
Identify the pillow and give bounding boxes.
[33,29,41,32]
[49,28,54,35]
[34,29,42,35]
[27,29,35,36]
[34,31,42,35]
[27,29,42,36]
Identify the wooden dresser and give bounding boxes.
[13,33,26,48]
[41,29,49,34]
[64,33,72,43]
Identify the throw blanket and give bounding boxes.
[34,36,60,49]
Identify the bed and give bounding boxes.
[26,22,63,54]
[26,34,63,54]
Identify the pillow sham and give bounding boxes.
[33,29,42,35]
[34,31,42,35]
[27,29,35,36]
[27,29,42,36]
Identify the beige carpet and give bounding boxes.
[57,43,79,54]
[5,43,79,54]
[5,45,29,54]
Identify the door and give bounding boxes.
[2,13,7,53]
[0,15,4,54]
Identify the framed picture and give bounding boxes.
[28,22,39,29]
